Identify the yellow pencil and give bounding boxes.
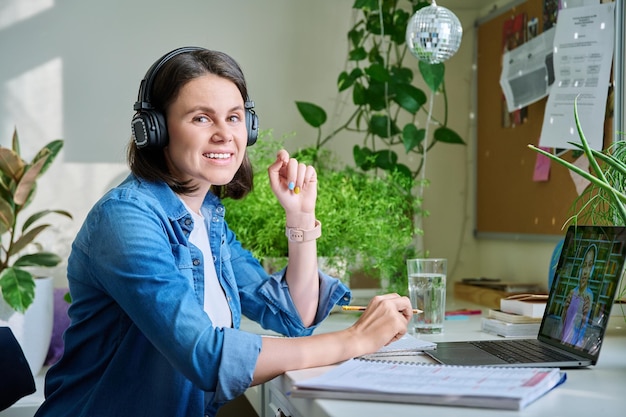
[342,305,422,314]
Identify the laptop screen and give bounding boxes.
[539,225,626,358]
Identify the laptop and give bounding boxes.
[427,225,626,368]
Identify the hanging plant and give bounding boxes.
[295,0,465,185]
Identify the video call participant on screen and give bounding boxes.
[561,244,596,347]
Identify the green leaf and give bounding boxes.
[295,102,327,128]
[369,114,400,138]
[402,124,426,152]
[413,1,432,13]
[365,63,390,82]
[353,0,377,11]
[390,9,410,44]
[8,224,51,256]
[391,163,413,182]
[365,10,383,35]
[347,27,365,48]
[22,209,73,232]
[365,82,388,111]
[13,252,62,268]
[373,149,398,170]
[353,82,367,105]
[0,267,35,313]
[337,71,352,92]
[419,61,445,92]
[394,84,427,114]
[353,145,375,171]
[390,66,413,84]
[338,68,362,92]
[33,140,63,176]
[367,46,384,66]
[349,46,367,61]
[434,127,465,144]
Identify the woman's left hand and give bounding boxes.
[267,149,317,216]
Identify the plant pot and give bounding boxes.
[0,276,54,376]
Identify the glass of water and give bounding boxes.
[407,258,447,334]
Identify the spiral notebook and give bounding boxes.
[359,334,435,359]
[291,357,566,410]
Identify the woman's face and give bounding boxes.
[164,74,248,194]
[580,248,595,287]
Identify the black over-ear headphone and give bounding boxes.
[131,46,259,149]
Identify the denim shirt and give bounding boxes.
[36,175,351,417]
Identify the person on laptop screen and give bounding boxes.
[561,244,596,347]
[425,225,625,368]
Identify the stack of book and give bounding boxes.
[500,293,548,317]
[481,294,548,337]
[481,310,542,338]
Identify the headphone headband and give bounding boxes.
[133,46,204,112]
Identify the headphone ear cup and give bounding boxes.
[245,103,259,146]
[131,110,168,149]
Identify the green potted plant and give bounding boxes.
[528,100,626,310]
[223,130,421,294]
[0,128,73,314]
[295,0,464,282]
[295,0,464,186]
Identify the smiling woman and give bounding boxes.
[33,47,414,417]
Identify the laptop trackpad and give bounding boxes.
[427,342,507,366]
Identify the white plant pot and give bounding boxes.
[0,276,54,376]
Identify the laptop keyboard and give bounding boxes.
[470,339,576,364]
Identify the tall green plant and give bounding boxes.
[296,0,464,184]
[223,130,422,294]
[528,102,626,226]
[528,99,626,307]
[0,128,72,313]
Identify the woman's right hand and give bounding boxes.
[347,294,413,356]
[253,293,413,385]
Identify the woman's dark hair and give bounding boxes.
[127,49,253,199]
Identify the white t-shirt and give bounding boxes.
[182,201,232,328]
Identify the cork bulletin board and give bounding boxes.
[475,0,614,238]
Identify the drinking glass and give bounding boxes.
[407,258,447,334]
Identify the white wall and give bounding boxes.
[0,0,560,289]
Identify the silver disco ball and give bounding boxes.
[406,1,463,64]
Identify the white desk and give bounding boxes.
[5,302,625,417]
[243,305,626,417]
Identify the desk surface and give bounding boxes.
[5,301,625,417]
[257,306,626,417]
